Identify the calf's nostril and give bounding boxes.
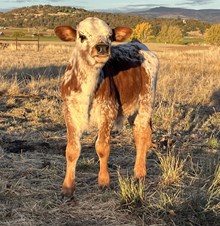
[95,45,109,54]
[97,46,102,53]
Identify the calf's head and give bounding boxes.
[55,17,132,66]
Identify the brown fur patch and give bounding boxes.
[61,63,81,99]
[96,44,149,115]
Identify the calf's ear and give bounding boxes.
[54,26,77,41]
[112,27,133,42]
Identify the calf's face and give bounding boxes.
[55,17,132,66]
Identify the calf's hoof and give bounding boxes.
[98,172,110,188]
[62,185,74,197]
[134,167,146,180]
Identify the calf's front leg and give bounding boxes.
[95,103,117,187]
[62,109,81,197]
[95,128,111,187]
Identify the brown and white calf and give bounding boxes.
[55,17,159,197]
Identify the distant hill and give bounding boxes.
[0,5,146,29]
[0,5,212,38]
[0,9,7,13]
[1,5,219,24]
[129,7,220,23]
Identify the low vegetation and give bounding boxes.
[117,171,145,208]
[156,150,186,186]
[205,165,220,214]
[0,42,219,225]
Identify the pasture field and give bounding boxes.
[0,42,220,225]
[0,27,205,44]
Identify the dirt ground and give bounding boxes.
[0,44,220,225]
[0,94,157,225]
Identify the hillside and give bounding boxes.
[130,7,220,23]
[0,5,145,29]
[0,5,212,38]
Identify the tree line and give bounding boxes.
[0,5,219,45]
[0,5,210,31]
[132,22,220,45]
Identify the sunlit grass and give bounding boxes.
[205,165,220,214]
[117,171,145,207]
[157,150,187,186]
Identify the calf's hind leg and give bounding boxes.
[133,118,152,180]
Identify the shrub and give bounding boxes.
[156,25,182,44]
[205,24,220,45]
[130,22,153,42]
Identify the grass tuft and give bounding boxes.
[208,136,220,149]
[205,165,220,215]
[157,188,181,212]
[157,150,187,186]
[117,171,145,208]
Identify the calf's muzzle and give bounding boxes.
[95,44,110,55]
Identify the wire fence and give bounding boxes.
[0,35,40,51]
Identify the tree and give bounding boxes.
[205,24,220,45]
[156,25,182,44]
[151,25,161,37]
[130,22,152,42]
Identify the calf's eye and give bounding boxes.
[79,34,87,43]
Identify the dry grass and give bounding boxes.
[117,171,145,207]
[157,150,186,186]
[0,43,220,225]
[205,165,220,214]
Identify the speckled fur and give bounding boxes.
[55,17,159,196]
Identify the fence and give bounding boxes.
[0,35,40,51]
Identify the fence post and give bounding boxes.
[16,37,18,50]
[37,35,40,51]
[0,37,40,51]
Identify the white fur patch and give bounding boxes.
[134,47,159,129]
[77,17,112,42]
[63,18,114,132]
[140,48,159,108]
[66,68,102,132]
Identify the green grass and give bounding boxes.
[181,37,204,45]
[208,136,220,149]
[0,36,59,42]
[149,37,204,45]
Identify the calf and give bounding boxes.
[55,17,159,197]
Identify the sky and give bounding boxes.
[0,0,220,12]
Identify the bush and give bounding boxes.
[205,24,220,45]
[156,25,182,44]
[130,22,153,42]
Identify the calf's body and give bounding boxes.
[55,17,159,196]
